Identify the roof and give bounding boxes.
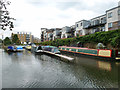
[76,20,89,23]
[106,6,120,12]
[90,14,106,20]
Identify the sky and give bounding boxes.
[0,0,119,39]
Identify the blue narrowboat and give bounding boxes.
[7,46,23,52]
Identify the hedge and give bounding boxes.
[39,29,120,48]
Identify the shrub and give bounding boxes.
[39,29,120,49]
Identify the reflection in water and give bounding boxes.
[2,49,120,88]
[97,61,111,71]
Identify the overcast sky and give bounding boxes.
[0,0,119,39]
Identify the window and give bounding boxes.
[118,21,120,26]
[81,23,82,26]
[118,10,120,15]
[108,12,112,18]
[76,24,79,27]
[108,23,113,28]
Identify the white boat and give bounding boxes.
[31,45,74,61]
[31,45,43,53]
[31,45,60,54]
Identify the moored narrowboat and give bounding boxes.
[31,45,74,61]
[6,46,23,52]
[59,46,120,61]
[16,46,24,51]
[42,46,60,54]
[31,45,43,53]
[25,45,32,51]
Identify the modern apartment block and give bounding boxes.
[12,32,33,44]
[70,25,76,37]
[46,28,54,41]
[40,28,62,41]
[40,28,47,42]
[75,20,90,36]
[53,28,61,40]
[75,2,120,36]
[40,1,120,42]
[61,26,73,39]
[106,2,120,31]
[84,14,106,34]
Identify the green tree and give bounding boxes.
[3,37,11,45]
[12,34,20,45]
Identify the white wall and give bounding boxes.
[106,7,119,31]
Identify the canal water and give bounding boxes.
[1,49,120,88]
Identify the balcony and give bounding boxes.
[56,32,61,36]
[65,29,71,33]
[100,20,106,25]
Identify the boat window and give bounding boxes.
[38,46,42,50]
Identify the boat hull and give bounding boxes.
[59,46,120,61]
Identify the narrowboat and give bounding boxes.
[42,46,60,54]
[32,45,74,61]
[6,46,23,52]
[31,45,60,54]
[16,46,24,51]
[25,45,32,51]
[59,46,120,61]
[31,45,43,53]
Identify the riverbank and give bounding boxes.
[39,29,120,50]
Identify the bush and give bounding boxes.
[39,29,120,49]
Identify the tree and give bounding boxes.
[12,34,21,45]
[3,37,11,45]
[0,0,15,31]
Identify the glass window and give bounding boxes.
[76,24,79,27]
[81,23,82,26]
[108,23,113,28]
[118,10,120,15]
[118,21,120,26]
[108,12,112,18]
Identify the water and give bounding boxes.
[1,49,120,88]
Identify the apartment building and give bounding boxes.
[83,15,106,34]
[75,20,90,36]
[16,32,33,44]
[46,29,54,41]
[61,26,72,39]
[40,28,47,42]
[106,2,120,31]
[71,25,76,37]
[53,28,61,40]
[40,1,120,42]
[40,28,62,42]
